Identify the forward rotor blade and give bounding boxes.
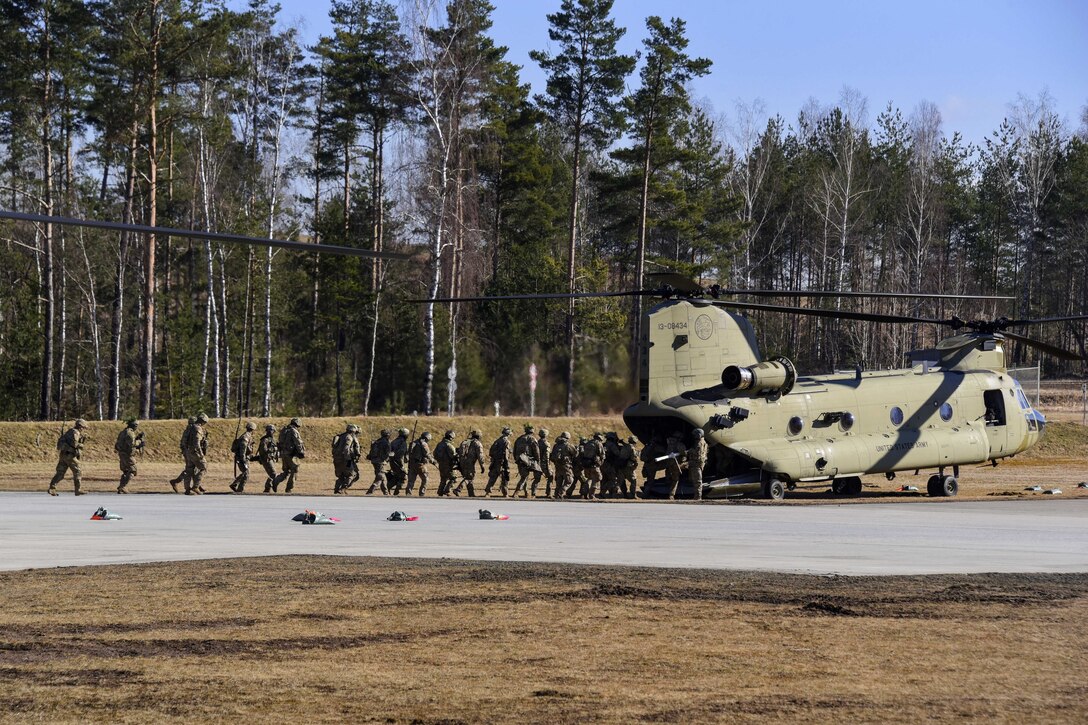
[722,288,1013,301]
[706,299,951,326]
[1002,313,1088,327]
[0,209,411,261]
[1002,330,1087,361]
[411,290,654,303]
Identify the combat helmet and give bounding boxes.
[692,429,704,438]
[125,417,139,428]
[289,417,301,427]
[196,412,209,424]
[593,431,604,441]
[524,424,534,433]
[380,428,391,437]
[470,429,482,439]
[421,431,432,441]
[559,431,571,440]
[501,426,512,436]
[398,427,410,437]
[245,421,256,431]
[265,423,277,433]
[538,428,549,436]
[444,430,455,440]
[74,418,88,429]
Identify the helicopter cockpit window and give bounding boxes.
[787,416,804,436]
[939,402,953,422]
[1014,383,1031,411]
[890,406,904,426]
[840,412,855,431]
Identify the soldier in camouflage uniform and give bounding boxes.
[181,413,210,495]
[686,429,708,501]
[229,422,257,493]
[640,432,666,490]
[484,427,512,497]
[538,428,553,497]
[49,418,88,496]
[388,428,410,495]
[366,429,392,495]
[332,423,361,495]
[407,431,437,496]
[664,431,688,499]
[601,431,622,497]
[114,418,145,494]
[618,435,640,498]
[512,424,542,498]
[550,431,577,499]
[453,429,485,497]
[168,416,196,492]
[434,430,459,497]
[258,424,279,493]
[578,432,605,499]
[272,417,305,493]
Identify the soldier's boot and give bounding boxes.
[466,483,476,497]
[284,475,294,494]
[530,484,538,498]
[73,479,84,496]
[169,473,183,486]
[236,481,245,493]
[48,485,58,496]
[263,478,273,493]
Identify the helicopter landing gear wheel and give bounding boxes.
[832,476,862,497]
[939,475,958,497]
[926,475,941,497]
[762,478,786,501]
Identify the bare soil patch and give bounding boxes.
[0,557,1084,723]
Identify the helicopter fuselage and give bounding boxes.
[623,299,1046,498]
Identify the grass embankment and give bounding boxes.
[0,415,626,466]
[1,557,1085,723]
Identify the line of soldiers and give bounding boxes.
[46,418,708,500]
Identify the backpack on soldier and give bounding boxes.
[579,440,597,465]
[457,439,474,463]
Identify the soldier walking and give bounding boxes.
[181,413,210,495]
[230,422,257,493]
[538,428,553,498]
[512,424,542,498]
[484,427,512,497]
[168,416,196,492]
[49,418,88,496]
[550,431,577,499]
[366,429,392,495]
[272,417,305,493]
[454,429,486,497]
[434,430,460,496]
[601,432,622,497]
[407,431,437,496]
[687,429,708,501]
[257,424,279,493]
[332,423,360,495]
[114,418,145,494]
[388,428,410,495]
[640,433,666,490]
[578,432,605,499]
[618,435,640,498]
[664,431,688,499]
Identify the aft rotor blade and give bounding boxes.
[1002,330,1087,361]
[411,290,655,303]
[0,209,412,261]
[724,289,1013,301]
[706,299,951,326]
[1002,313,1088,327]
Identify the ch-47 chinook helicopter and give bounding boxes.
[421,272,1088,501]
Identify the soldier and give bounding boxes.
[114,418,145,494]
[664,431,688,499]
[484,427,512,497]
[407,431,437,496]
[49,418,88,496]
[687,429,708,501]
[454,429,486,497]
[550,431,577,499]
[618,435,640,498]
[601,431,622,497]
[538,428,553,498]
[257,424,280,493]
[579,432,605,499]
[168,416,196,493]
[272,417,305,493]
[572,436,588,493]
[512,424,542,498]
[332,423,360,495]
[181,413,210,495]
[434,430,459,497]
[388,428,410,495]
[366,429,392,495]
[229,422,257,493]
[346,424,363,490]
[640,432,666,489]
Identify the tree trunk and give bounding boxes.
[38,7,55,421]
[109,117,139,420]
[141,2,162,419]
[631,116,654,389]
[564,124,582,417]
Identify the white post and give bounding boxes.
[493,401,500,417]
[1082,383,1086,426]
[529,363,537,418]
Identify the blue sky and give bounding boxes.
[270,0,1087,145]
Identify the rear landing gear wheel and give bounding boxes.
[939,475,958,497]
[926,475,941,497]
[762,478,786,501]
[832,476,863,496]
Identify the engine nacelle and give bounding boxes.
[722,356,797,396]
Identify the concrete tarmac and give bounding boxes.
[1,492,1086,575]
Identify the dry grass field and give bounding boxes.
[2,557,1086,724]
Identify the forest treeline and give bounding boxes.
[0,0,1085,422]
